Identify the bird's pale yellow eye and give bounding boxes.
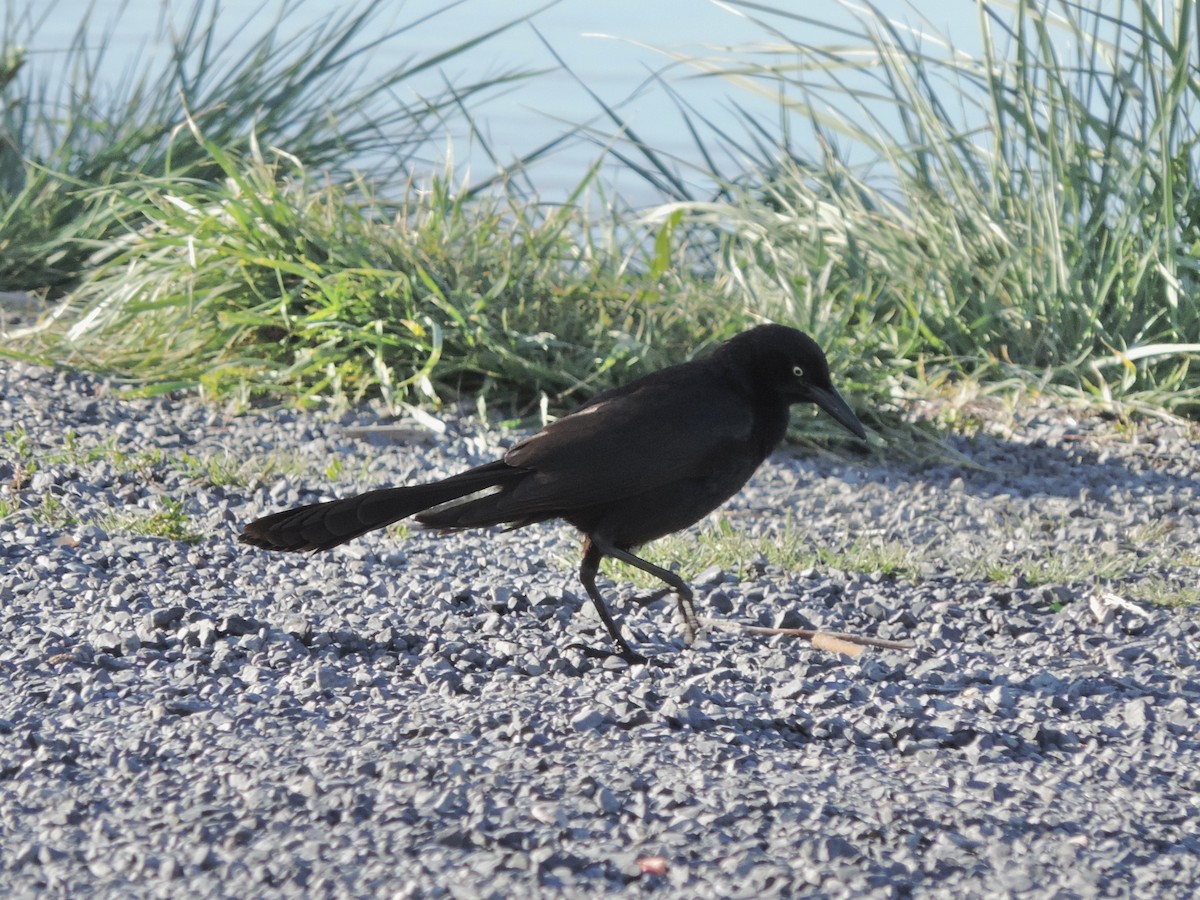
[792,365,805,379]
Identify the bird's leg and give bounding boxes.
[590,537,699,646]
[579,538,645,663]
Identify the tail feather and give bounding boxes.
[239,460,522,551]
[416,491,544,530]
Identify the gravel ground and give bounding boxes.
[1,359,1198,898]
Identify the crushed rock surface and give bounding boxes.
[1,360,1198,898]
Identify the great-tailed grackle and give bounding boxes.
[240,324,867,660]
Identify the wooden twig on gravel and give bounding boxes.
[699,617,916,658]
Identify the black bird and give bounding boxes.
[240,324,867,660]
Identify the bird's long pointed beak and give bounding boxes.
[809,385,868,440]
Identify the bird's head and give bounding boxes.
[726,324,868,441]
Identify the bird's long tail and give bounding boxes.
[239,460,522,552]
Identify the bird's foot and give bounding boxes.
[677,595,700,647]
[566,641,652,667]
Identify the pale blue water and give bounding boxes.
[16,0,985,203]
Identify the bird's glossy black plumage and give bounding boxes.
[240,324,867,660]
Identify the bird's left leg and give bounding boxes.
[579,537,644,662]
[589,536,699,646]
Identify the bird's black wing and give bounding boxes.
[494,363,756,517]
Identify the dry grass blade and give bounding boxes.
[699,617,916,657]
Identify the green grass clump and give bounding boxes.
[645,0,1200,414]
[1,0,747,415]
[0,0,537,294]
[16,128,742,410]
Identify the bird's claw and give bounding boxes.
[566,641,650,666]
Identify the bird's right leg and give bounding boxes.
[579,538,645,662]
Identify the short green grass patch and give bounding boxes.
[603,515,923,589]
[98,497,204,544]
[597,506,1196,609]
